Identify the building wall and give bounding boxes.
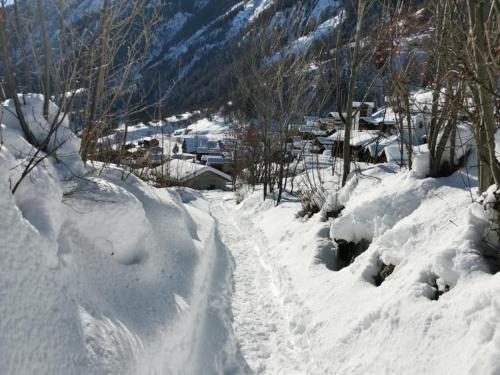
[185,172,228,190]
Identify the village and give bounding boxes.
[96,92,473,191]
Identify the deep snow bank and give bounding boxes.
[0,95,244,374]
[236,162,500,374]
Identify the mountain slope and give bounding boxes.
[65,0,343,114]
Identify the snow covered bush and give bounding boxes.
[234,179,253,204]
[1,94,85,193]
[297,187,324,218]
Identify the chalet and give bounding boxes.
[322,112,343,130]
[353,101,376,117]
[320,102,376,132]
[328,130,381,160]
[152,159,231,190]
[294,115,326,138]
[359,107,398,132]
[196,138,223,159]
[359,107,429,144]
[144,146,164,165]
[171,153,197,161]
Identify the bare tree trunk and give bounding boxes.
[37,0,51,120]
[404,90,413,170]
[342,0,366,187]
[81,0,111,163]
[467,0,500,188]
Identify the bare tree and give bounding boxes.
[465,0,500,192]
[234,24,318,204]
[331,0,385,186]
[1,0,161,192]
[0,0,37,146]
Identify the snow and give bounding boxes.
[1,93,85,178]
[383,123,473,168]
[0,95,244,374]
[268,13,343,62]
[185,116,230,140]
[212,154,499,374]
[330,129,381,147]
[207,193,314,374]
[3,94,500,375]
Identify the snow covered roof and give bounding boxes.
[365,135,399,157]
[325,112,341,120]
[329,130,381,147]
[353,101,376,108]
[361,107,398,126]
[298,125,328,136]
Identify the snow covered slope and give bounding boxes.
[219,159,500,374]
[63,0,344,112]
[0,95,246,374]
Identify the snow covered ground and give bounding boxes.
[3,95,500,375]
[208,193,316,374]
[206,156,500,374]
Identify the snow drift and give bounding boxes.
[0,95,245,374]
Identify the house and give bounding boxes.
[328,130,381,160]
[297,125,328,138]
[320,102,376,132]
[359,107,398,132]
[359,106,429,144]
[353,101,376,117]
[152,159,231,190]
[143,146,164,165]
[196,138,223,159]
[322,112,343,130]
[177,135,207,154]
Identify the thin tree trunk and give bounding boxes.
[342,0,366,187]
[467,0,500,187]
[37,0,51,120]
[81,0,111,162]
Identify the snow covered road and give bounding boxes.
[206,192,318,375]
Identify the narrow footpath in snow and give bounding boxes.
[205,191,321,375]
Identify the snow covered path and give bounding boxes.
[206,192,318,375]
